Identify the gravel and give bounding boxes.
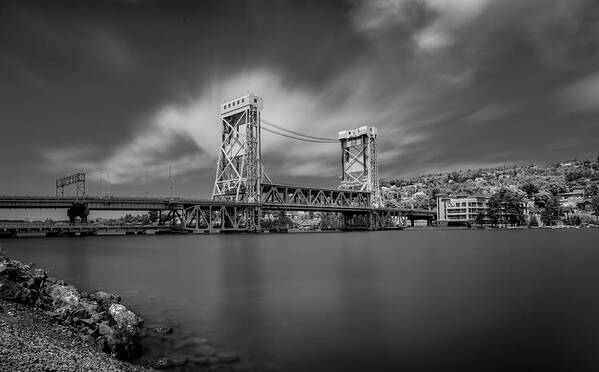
[0,299,149,372]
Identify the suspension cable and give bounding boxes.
[261,118,338,143]
[262,126,338,143]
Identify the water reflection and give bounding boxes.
[3,230,599,371]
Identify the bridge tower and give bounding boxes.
[212,93,263,203]
[338,126,382,207]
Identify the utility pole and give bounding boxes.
[168,165,173,200]
[106,172,110,197]
[144,170,148,196]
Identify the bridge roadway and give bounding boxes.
[0,194,385,213]
[0,183,436,231]
[0,195,436,217]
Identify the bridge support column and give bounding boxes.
[67,204,89,223]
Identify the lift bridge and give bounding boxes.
[0,93,435,234]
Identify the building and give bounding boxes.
[557,189,585,209]
[437,193,489,222]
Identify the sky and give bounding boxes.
[1,0,598,199]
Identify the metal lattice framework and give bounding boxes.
[56,172,86,200]
[182,204,260,231]
[261,183,371,210]
[212,94,263,203]
[338,126,382,207]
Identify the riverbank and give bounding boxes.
[0,299,147,371]
[0,246,248,371]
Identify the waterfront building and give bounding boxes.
[557,189,585,209]
[437,193,490,222]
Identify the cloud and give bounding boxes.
[351,0,491,52]
[5,0,599,196]
[557,72,599,113]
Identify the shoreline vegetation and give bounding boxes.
[0,246,245,371]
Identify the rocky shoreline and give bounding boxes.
[0,246,246,371]
[0,299,148,371]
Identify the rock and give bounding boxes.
[196,344,216,357]
[79,298,100,317]
[96,337,108,352]
[47,284,80,307]
[89,312,105,324]
[44,310,60,318]
[0,279,34,303]
[216,352,240,364]
[79,334,94,344]
[98,322,115,336]
[108,303,143,335]
[90,291,120,310]
[17,286,35,304]
[22,278,37,290]
[30,268,47,286]
[152,358,172,369]
[45,277,64,286]
[0,280,22,301]
[152,326,173,334]
[0,262,18,281]
[142,357,186,369]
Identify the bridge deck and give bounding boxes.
[0,194,435,217]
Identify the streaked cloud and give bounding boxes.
[0,0,598,196]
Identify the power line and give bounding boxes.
[261,126,337,143]
[261,118,337,142]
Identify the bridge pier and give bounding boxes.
[67,203,89,223]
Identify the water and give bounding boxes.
[2,229,599,371]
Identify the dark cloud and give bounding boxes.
[0,0,598,197]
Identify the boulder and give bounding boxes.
[30,267,47,284]
[108,303,143,335]
[0,262,18,281]
[0,280,33,303]
[0,280,20,300]
[90,291,120,310]
[79,298,100,317]
[47,284,80,307]
[152,326,173,334]
[98,322,115,336]
[45,277,65,286]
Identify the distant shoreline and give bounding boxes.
[1,224,598,239]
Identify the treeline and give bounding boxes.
[473,186,599,227]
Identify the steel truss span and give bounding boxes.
[261,183,371,211]
[0,92,437,232]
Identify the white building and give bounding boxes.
[437,193,489,221]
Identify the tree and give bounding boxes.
[592,195,599,223]
[587,183,599,197]
[320,212,342,229]
[541,196,560,226]
[474,212,486,228]
[487,188,526,227]
[529,215,539,227]
[520,182,539,198]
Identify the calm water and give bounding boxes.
[3,230,599,371]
